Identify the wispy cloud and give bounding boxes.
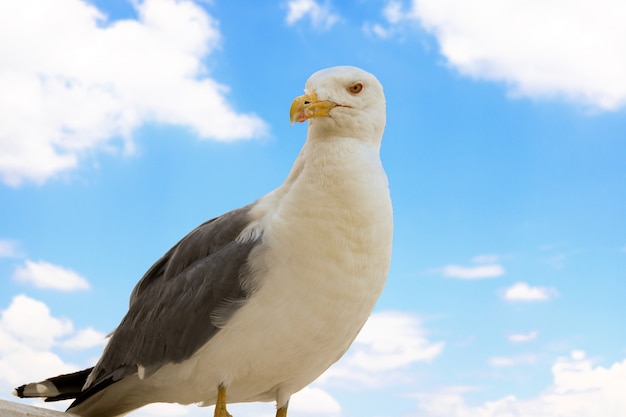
[544,253,568,270]
[0,0,267,186]
[471,253,504,264]
[0,239,22,258]
[432,254,505,279]
[440,264,504,280]
[13,260,90,291]
[508,331,538,343]
[363,1,408,38]
[285,0,340,29]
[502,282,558,302]
[489,353,538,367]
[372,0,626,110]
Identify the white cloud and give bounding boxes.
[0,295,77,387]
[58,327,107,350]
[0,295,73,353]
[414,351,626,417]
[285,0,340,29]
[0,239,22,258]
[0,0,267,186]
[320,311,444,388]
[13,260,90,291]
[502,282,557,302]
[362,22,391,39]
[0,295,108,412]
[489,353,538,367]
[471,254,500,264]
[349,311,444,371]
[383,0,406,24]
[363,1,411,38]
[508,331,538,343]
[376,0,626,110]
[440,264,504,279]
[290,386,342,416]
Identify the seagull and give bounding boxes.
[14,66,393,417]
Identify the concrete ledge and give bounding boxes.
[0,399,77,417]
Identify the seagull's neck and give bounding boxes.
[247,134,390,236]
[283,135,382,187]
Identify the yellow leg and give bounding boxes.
[214,385,232,417]
[276,403,288,417]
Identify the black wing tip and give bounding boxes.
[45,393,82,402]
[13,368,95,402]
[67,374,118,410]
[13,384,26,398]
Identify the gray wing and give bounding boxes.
[84,204,260,390]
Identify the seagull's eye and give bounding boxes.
[348,82,363,95]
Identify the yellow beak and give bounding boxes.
[290,92,337,125]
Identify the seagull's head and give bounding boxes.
[290,66,386,145]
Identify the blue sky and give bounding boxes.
[1,1,625,416]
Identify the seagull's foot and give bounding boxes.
[215,406,232,417]
[276,403,288,417]
[214,385,233,417]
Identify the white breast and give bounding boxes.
[148,138,393,409]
